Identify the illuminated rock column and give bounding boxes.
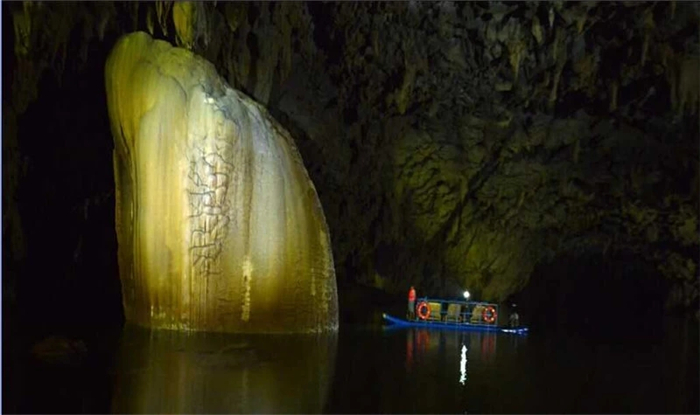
[105,32,337,333]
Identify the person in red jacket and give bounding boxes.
[407,286,417,320]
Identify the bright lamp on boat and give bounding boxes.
[463,291,470,299]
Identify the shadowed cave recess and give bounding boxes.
[3,1,699,339]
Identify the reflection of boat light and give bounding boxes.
[459,344,468,385]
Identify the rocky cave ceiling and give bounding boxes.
[4,1,699,308]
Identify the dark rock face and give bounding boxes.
[4,2,698,322]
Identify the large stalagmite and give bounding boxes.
[105,32,338,333]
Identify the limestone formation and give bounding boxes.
[105,32,337,333]
[7,2,698,318]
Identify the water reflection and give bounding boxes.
[387,328,523,413]
[404,328,500,379]
[477,332,497,363]
[405,329,431,371]
[459,344,467,385]
[111,325,337,414]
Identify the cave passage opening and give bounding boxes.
[515,252,673,339]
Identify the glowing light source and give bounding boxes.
[463,291,470,300]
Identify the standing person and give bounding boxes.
[407,286,417,320]
[509,304,520,328]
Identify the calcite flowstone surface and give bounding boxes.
[105,32,337,333]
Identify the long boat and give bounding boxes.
[383,298,529,335]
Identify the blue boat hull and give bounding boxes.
[383,313,529,335]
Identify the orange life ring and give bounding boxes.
[417,301,431,320]
[482,306,497,324]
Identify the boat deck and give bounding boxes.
[383,313,529,335]
[385,297,528,335]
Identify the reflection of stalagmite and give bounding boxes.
[105,32,337,333]
[111,327,337,413]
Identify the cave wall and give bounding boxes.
[4,2,699,329]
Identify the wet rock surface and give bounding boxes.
[106,32,338,333]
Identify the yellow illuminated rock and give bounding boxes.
[105,32,338,333]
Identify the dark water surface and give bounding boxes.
[8,317,699,414]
